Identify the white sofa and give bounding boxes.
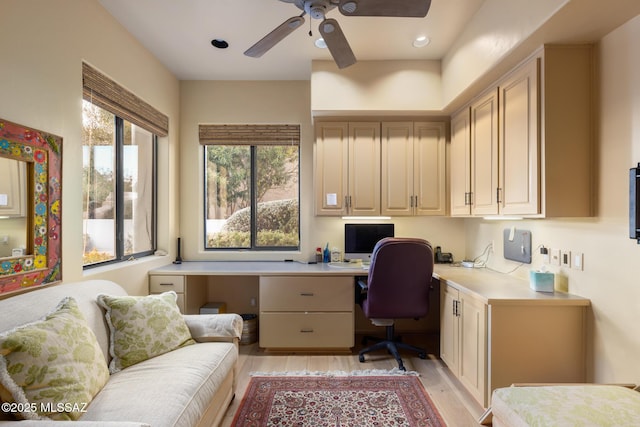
[0,280,243,427]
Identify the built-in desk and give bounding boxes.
[149,262,590,407]
[149,261,367,350]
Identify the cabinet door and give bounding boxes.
[315,122,349,215]
[349,122,381,215]
[459,292,488,407]
[381,122,413,216]
[450,109,472,216]
[414,122,446,215]
[499,58,540,215]
[470,89,499,216]
[440,285,460,375]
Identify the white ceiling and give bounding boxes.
[98,0,485,81]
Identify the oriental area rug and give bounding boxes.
[231,372,445,427]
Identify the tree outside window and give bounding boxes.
[205,144,299,249]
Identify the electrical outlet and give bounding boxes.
[550,248,561,266]
[562,250,571,268]
[572,252,584,271]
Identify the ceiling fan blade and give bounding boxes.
[244,15,305,58]
[319,18,356,69]
[338,0,431,17]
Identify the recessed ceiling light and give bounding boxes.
[211,39,229,49]
[315,38,327,49]
[412,35,430,48]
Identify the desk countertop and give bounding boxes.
[149,261,589,306]
[433,264,590,306]
[149,260,369,276]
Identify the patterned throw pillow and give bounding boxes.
[0,297,110,421]
[96,291,195,373]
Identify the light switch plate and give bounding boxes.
[572,252,584,270]
[550,248,561,266]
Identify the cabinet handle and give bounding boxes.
[160,283,174,286]
[300,329,314,333]
[300,292,314,297]
[496,187,502,204]
[349,195,352,208]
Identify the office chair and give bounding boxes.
[358,237,434,371]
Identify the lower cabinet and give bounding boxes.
[440,284,487,405]
[440,282,587,408]
[148,274,208,314]
[259,276,354,349]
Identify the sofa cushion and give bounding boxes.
[96,292,195,373]
[0,297,110,421]
[80,341,238,427]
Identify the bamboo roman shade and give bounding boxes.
[199,124,300,146]
[82,62,169,137]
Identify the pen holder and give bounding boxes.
[529,270,554,292]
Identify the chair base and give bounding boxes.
[358,325,427,371]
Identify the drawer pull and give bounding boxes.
[300,292,314,297]
[160,283,174,286]
[300,329,314,333]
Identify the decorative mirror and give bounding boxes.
[0,118,62,295]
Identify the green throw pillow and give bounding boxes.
[96,291,195,373]
[0,297,110,421]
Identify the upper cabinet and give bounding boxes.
[450,44,594,217]
[381,122,446,216]
[315,120,446,217]
[314,122,380,216]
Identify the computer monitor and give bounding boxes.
[344,223,395,262]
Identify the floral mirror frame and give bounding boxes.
[0,118,62,295]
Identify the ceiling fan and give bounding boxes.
[244,0,432,69]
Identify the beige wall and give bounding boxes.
[311,60,442,114]
[0,0,181,296]
[464,15,640,383]
[4,0,640,384]
[179,80,466,262]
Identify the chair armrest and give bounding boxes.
[183,313,243,342]
[0,422,150,427]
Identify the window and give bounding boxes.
[82,101,157,266]
[81,62,167,268]
[202,124,300,250]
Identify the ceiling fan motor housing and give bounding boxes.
[293,0,336,19]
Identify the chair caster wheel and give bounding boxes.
[359,354,365,363]
[418,353,427,359]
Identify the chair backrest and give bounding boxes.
[362,237,434,319]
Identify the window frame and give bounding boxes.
[82,111,158,269]
[203,144,301,252]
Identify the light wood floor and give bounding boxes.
[219,334,486,427]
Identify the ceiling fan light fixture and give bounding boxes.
[315,37,327,48]
[412,35,430,48]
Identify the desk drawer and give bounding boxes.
[149,275,185,293]
[260,276,353,311]
[259,312,354,348]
